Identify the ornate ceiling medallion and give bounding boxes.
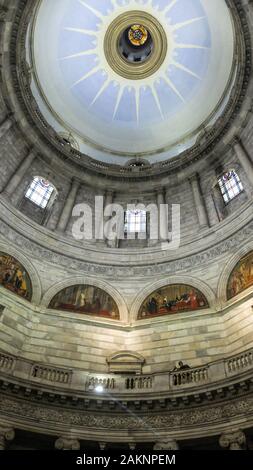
[104,11,168,80]
[128,25,148,47]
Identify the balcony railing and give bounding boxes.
[170,366,209,387]
[0,352,15,371]
[0,347,253,396]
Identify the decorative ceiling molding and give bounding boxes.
[0,0,251,180]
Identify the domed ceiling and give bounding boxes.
[30,0,235,163]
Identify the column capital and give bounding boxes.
[0,426,15,450]
[105,189,114,198]
[188,172,199,183]
[156,187,165,196]
[55,437,80,451]
[219,430,246,450]
[70,178,80,190]
[154,440,179,451]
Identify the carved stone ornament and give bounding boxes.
[154,440,179,451]
[0,426,15,450]
[107,351,145,374]
[219,430,246,450]
[55,437,80,451]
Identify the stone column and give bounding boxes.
[234,139,253,187]
[154,440,179,451]
[0,116,13,139]
[2,149,36,196]
[157,188,168,241]
[0,427,15,450]
[204,191,220,226]
[55,437,80,451]
[104,190,116,247]
[56,179,80,232]
[219,430,246,450]
[189,173,209,228]
[94,191,105,242]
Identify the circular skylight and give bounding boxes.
[31,0,235,162]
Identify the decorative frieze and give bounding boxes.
[1,208,253,278]
[0,393,253,434]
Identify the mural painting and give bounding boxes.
[138,284,208,319]
[227,251,253,300]
[49,285,120,319]
[0,252,32,300]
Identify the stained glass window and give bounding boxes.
[218,170,243,204]
[124,210,147,234]
[25,177,54,209]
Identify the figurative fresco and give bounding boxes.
[138,284,208,319]
[0,253,32,301]
[227,251,253,300]
[49,285,120,319]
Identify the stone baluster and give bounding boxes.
[234,139,253,188]
[0,116,13,139]
[0,427,15,450]
[153,440,179,451]
[157,188,168,241]
[1,149,36,197]
[189,173,209,228]
[56,179,80,232]
[55,437,80,451]
[219,430,246,450]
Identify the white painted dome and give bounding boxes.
[31,0,235,163]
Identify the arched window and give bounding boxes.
[218,170,243,204]
[124,210,147,234]
[25,177,55,209]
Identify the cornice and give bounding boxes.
[0,372,253,440]
[0,197,253,275]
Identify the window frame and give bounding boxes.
[25,176,56,210]
[218,169,244,205]
[124,209,147,235]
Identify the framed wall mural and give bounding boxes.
[227,251,253,300]
[49,285,120,319]
[0,252,32,301]
[138,284,208,319]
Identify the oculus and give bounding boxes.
[138,284,208,319]
[128,25,148,47]
[227,252,253,300]
[104,11,167,80]
[49,284,120,319]
[118,23,153,65]
[31,0,235,158]
[0,253,32,301]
